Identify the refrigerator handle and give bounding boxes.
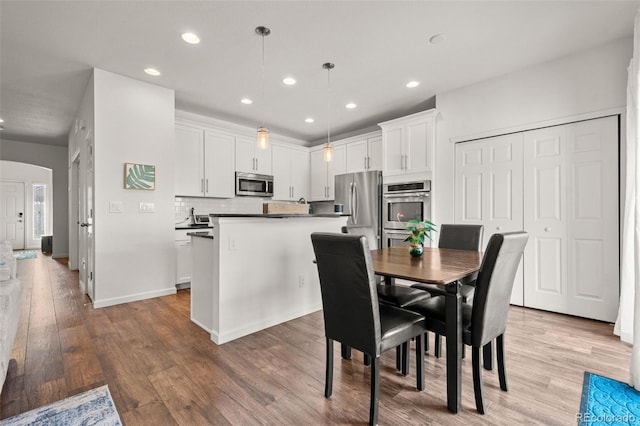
[349,182,354,221]
[353,181,359,224]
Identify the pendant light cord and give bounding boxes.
[327,66,331,145]
[261,32,266,128]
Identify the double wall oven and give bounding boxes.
[382,180,431,248]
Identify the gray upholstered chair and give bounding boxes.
[405,232,528,414]
[311,232,427,426]
[411,224,483,358]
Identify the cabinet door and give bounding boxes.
[175,124,204,196]
[367,136,383,171]
[204,131,235,198]
[346,139,367,173]
[290,149,310,200]
[523,126,568,314]
[234,137,255,173]
[405,119,432,174]
[310,149,328,200]
[326,145,346,200]
[565,117,618,322]
[254,142,272,175]
[382,126,404,176]
[176,239,191,284]
[272,145,292,200]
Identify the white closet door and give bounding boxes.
[523,125,569,314]
[565,116,619,322]
[454,133,524,305]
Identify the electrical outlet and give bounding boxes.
[299,275,305,288]
[229,237,238,250]
[109,201,123,213]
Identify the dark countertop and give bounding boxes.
[209,213,351,219]
[175,224,211,230]
[187,231,214,239]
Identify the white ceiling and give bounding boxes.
[1,1,638,147]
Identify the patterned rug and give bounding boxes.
[0,385,121,425]
[13,251,36,260]
[579,371,640,425]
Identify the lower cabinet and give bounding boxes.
[175,230,191,289]
[454,115,619,322]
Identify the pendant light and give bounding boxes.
[322,62,335,162]
[256,26,271,149]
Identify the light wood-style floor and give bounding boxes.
[0,253,632,425]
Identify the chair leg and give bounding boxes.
[416,335,425,391]
[325,338,333,398]
[472,346,485,414]
[483,341,493,370]
[497,334,508,391]
[461,342,465,359]
[401,341,410,376]
[434,334,442,358]
[369,356,380,426]
[424,331,429,352]
[364,353,371,366]
[341,343,352,360]
[396,345,402,371]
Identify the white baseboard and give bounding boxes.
[93,287,177,308]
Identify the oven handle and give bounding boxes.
[383,192,430,199]
[384,229,410,235]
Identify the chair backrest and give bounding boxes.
[311,232,381,356]
[469,232,528,347]
[438,224,484,251]
[341,225,379,250]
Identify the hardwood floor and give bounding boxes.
[0,253,632,425]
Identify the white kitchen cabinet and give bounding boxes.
[235,136,272,175]
[379,109,435,178]
[272,144,310,200]
[310,145,346,200]
[174,123,234,198]
[346,135,382,173]
[454,115,619,321]
[175,229,192,287]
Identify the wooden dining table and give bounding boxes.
[370,246,483,414]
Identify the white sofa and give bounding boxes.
[0,278,22,391]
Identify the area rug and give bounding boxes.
[0,385,121,426]
[579,371,640,425]
[12,251,36,260]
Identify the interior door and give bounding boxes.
[0,181,25,250]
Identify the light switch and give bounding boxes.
[109,201,123,213]
[138,202,155,213]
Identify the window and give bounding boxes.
[33,184,46,239]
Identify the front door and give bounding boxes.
[0,181,25,249]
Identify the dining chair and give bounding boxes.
[311,232,427,426]
[342,224,431,371]
[404,232,528,414]
[410,224,484,358]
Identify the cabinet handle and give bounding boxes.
[367,156,371,169]
[544,227,551,232]
[206,179,209,193]
[256,158,259,170]
[201,178,204,193]
[364,157,367,170]
[496,226,502,231]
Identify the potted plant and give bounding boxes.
[404,219,437,257]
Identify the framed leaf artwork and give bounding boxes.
[124,163,155,190]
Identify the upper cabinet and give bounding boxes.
[379,109,436,179]
[310,145,346,201]
[272,144,310,201]
[235,136,272,175]
[175,122,235,198]
[345,134,382,173]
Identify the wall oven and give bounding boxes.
[382,180,431,247]
[235,172,273,197]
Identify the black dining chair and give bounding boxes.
[311,232,427,426]
[410,224,484,358]
[404,232,528,414]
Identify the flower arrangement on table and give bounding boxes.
[404,219,437,257]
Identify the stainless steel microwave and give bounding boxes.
[235,172,274,197]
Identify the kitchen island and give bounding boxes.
[189,213,349,344]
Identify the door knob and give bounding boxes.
[80,223,89,227]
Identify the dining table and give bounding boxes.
[370,246,483,414]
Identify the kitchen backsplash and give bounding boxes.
[175,197,265,225]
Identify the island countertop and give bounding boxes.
[208,213,350,218]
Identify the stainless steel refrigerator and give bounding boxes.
[334,170,383,247]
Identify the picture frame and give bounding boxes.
[124,163,155,190]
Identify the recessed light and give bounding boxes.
[0,118,4,123]
[241,98,253,105]
[144,68,161,76]
[305,118,314,123]
[282,77,296,86]
[181,32,201,44]
[429,33,446,45]
[406,81,420,88]
[345,103,357,109]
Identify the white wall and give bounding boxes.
[92,69,175,307]
[0,161,53,249]
[0,139,69,256]
[434,37,632,225]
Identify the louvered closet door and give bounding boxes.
[454,133,524,305]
